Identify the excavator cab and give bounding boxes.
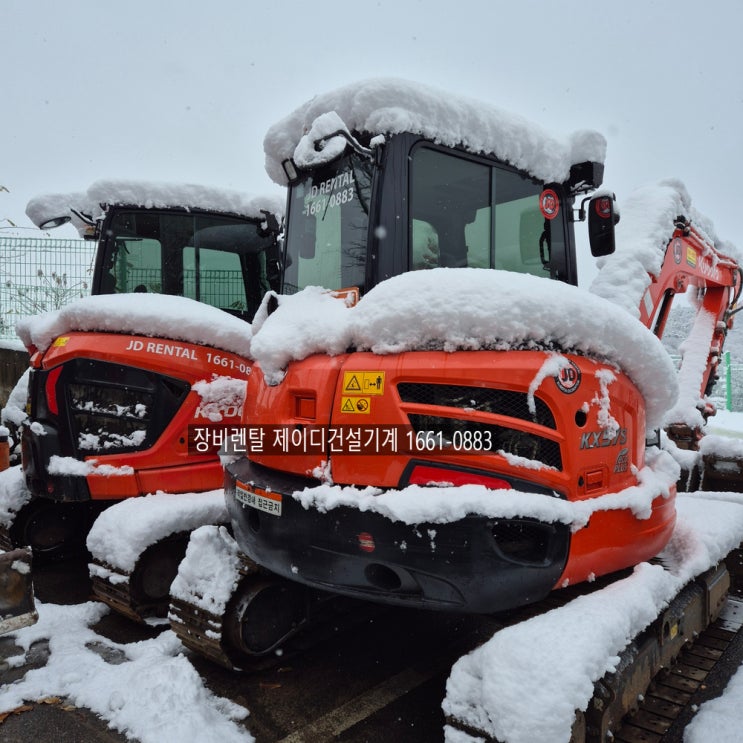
[94,205,282,320]
[280,132,606,296]
[207,82,676,650]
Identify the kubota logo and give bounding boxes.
[194,403,244,421]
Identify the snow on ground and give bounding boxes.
[684,654,743,743]
[2,480,743,742]
[0,601,251,743]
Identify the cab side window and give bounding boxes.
[409,146,550,277]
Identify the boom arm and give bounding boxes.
[640,216,742,444]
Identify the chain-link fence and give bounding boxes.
[0,236,95,340]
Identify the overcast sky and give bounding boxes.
[2,0,741,284]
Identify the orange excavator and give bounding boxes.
[1,181,282,564]
[169,80,741,674]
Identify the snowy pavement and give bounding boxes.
[2,489,743,742]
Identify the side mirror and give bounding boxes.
[588,193,618,257]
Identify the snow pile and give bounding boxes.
[700,432,743,458]
[664,307,718,429]
[251,268,678,431]
[23,190,96,236]
[442,492,743,743]
[293,446,677,528]
[86,491,228,573]
[48,456,134,478]
[263,77,605,186]
[590,180,695,318]
[0,466,31,530]
[26,179,284,239]
[192,376,248,423]
[0,601,251,743]
[15,293,253,357]
[250,286,355,376]
[1,368,30,431]
[169,525,242,616]
[590,179,740,319]
[685,661,743,743]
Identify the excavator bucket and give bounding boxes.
[0,547,37,635]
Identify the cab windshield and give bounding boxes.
[283,153,373,294]
[99,209,278,321]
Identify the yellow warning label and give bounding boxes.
[343,371,385,396]
[52,336,70,347]
[341,396,371,414]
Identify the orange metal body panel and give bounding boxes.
[559,494,676,587]
[245,348,676,589]
[39,332,253,499]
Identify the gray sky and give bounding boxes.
[2,0,741,284]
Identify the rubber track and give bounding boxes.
[614,597,743,743]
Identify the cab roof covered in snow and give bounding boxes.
[25,180,284,238]
[263,77,607,186]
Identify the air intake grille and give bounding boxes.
[408,414,562,470]
[60,359,190,455]
[397,383,556,429]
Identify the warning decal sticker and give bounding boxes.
[341,396,371,414]
[343,372,385,396]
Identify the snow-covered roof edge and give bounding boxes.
[16,294,253,358]
[250,269,678,431]
[26,180,285,239]
[264,77,606,186]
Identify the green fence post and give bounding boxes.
[726,350,732,411]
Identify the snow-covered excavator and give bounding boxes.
[166,81,728,642]
[161,81,743,740]
[4,78,741,740]
[0,180,282,610]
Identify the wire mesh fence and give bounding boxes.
[0,236,96,340]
